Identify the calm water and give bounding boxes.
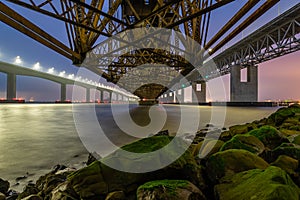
[0,103,278,191]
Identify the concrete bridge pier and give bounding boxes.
[7,73,16,100]
[230,65,258,102]
[100,90,104,103]
[86,88,90,102]
[109,91,112,103]
[60,84,66,101]
[192,81,206,103]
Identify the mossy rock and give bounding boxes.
[280,129,300,136]
[293,135,300,145]
[206,149,269,184]
[248,126,289,149]
[137,180,206,200]
[267,107,296,126]
[271,155,299,175]
[193,139,224,158]
[214,166,300,200]
[228,123,256,136]
[66,136,205,199]
[220,134,265,155]
[271,143,300,162]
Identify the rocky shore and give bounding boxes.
[2,104,300,199]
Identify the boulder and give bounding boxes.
[292,134,300,145]
[248,126,289,149]
[17,184,39,199]
[193,139,224,158]
[271,155,298,175]
[66,136,206,199]
[267,106,300,126]
[137,180,206,200]
[214,166,300,200]
[206,149,269,183]
[271,143,300,162]
[0,178,9,194]
[220,134,265,155]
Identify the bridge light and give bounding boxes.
[47,67,54,74]
[33,62,41,70]
[59,71,66,77]
[14,56,22,64]
[68,74,74,79]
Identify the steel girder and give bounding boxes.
[202,3,300,81]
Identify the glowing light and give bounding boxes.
[59,70,66,77]
[33,62,41,70]
[47,67,55,74]
[68,74,74,79]
[14,56,22,64]
[208,48,213,52]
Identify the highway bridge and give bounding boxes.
[0,61,138,102]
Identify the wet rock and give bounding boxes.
[50,181,78,200]
[16,176,27,182]
[193,139,224,159]
[0,178,9,194]
[51,165,67,173]
[267,107,296,126]
[17,183,39,199]
[214,166,300,200]
[220,134,265,155]
[66,136,206,199]
[105,191,126,200]
[35,166,75,199]
[248,125,289,150]
[206,123,214,128]
[228,123,256,136]
[137,180,206,200]
[206,149,269,184]
[270,143,300,162]
[0,192,6,200]
[292,134,300,145]
[86,151,102,166]
[271,155,298,175]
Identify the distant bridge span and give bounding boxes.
[0,61,137,102]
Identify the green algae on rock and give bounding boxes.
[137,180,206,200]
[214,166,300,200]
[206,149,269,183]
[220,134,265,155]
[248,125,289,149]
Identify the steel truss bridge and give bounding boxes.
[1,0,298,99]
[201,3,300,80]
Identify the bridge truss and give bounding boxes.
[0,0,282,99]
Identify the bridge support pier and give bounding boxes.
[60,84,66,102]
[100,90,104,103]
[86,88,90,102]
[230,65,258,102]
[192,81,206,103]
[7,73,16,100]
[109,91,112,103]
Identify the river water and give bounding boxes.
[0,103,278,191]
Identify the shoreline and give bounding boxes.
[1,104,300,199]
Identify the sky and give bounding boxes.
[0,0,299,102]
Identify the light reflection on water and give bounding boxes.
[0,103,278,191]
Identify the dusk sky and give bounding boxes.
[0,1,299,102]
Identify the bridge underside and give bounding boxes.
[1,0,298,100]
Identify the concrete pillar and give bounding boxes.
[60,84,66,102]
[192,81,206,103]
[86,88,90,102]
[109,91,112,103]
[100,90,104,102]
[7,73,16,100]
[230,65,258,102]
